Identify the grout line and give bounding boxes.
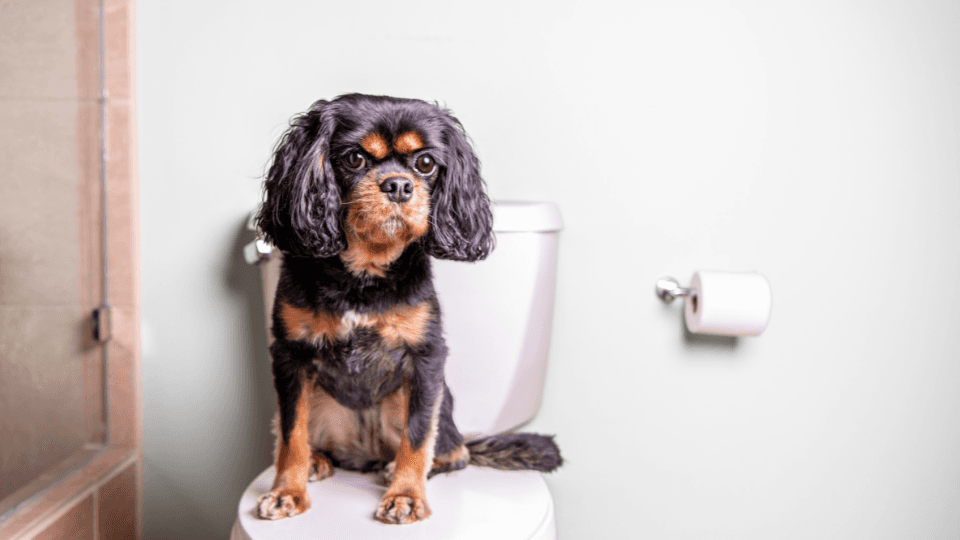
[92,489,99,540]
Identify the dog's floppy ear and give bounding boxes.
[424,111,495,261]
[256,100,345,258]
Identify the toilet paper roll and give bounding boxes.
[684,271,772,336]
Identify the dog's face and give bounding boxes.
[257,94,494,274]
[334,112,442,276]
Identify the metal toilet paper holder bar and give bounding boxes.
[655,277,694,303]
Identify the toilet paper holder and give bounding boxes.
[655,277,695,303]
[656,272,772,336]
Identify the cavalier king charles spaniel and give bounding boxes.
[254,94,561,525]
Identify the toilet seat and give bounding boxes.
[232,466,556,540]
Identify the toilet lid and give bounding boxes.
[233,466,556,540]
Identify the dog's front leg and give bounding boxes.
[375,378,443,524]
[258,342,312,520]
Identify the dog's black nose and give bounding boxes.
[380,177,414,203]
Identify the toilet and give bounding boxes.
[234,201,563,540]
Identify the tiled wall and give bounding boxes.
[0,0,140,538]
[27,462,137,540]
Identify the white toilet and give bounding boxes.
[234,201,563,540]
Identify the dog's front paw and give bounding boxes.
[374,491,431,524]
[257,487,309,520]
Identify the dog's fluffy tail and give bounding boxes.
[466,433,562,473]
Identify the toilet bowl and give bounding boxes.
[236,201,563,539]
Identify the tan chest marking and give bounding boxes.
[373,302,432,347]
[280,302,343,345]
[279,301,432,347]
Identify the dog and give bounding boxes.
[254,94,562,525]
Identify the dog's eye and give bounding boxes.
[343,151,365,170]
[414,154,436,175]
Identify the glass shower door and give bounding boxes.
[0,0,108,519]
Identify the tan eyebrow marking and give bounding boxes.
[394,131,424,154]
[361,132,390,160]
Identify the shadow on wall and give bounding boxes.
[167,217,275,539]
[143,217,277,540]
[224,216,277,466]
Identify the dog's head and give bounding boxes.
[256,94,494,275]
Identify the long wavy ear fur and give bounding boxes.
[255,100,345,258]
[425,111,495,261]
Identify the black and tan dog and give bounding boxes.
[254,94,561,525]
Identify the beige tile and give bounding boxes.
[109,306,140,449]
[83,343,106,446]
[0,101,102,308]
[97,464,136,540]
[0,0,100,100]
[77,102,105,310]
[106,339,136,447]
[30,495,94,540]
[104,89,139,463]
[74,0,102,102]
[109,306,137,353]
[102,0,139,457]
[103,0,131,101]
[105,102,136,308]
[0,307,88,502]
[104,304,139,448]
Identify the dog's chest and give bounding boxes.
[280,301,432,348]
[279,301,432,408]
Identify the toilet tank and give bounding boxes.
[249,201,562,437]
[432,201,562,436]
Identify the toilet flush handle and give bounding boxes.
[244,238,274,265]
[244,210,274,265]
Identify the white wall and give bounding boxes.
[139,1,960,538]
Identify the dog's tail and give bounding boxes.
[465,432,562,473]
